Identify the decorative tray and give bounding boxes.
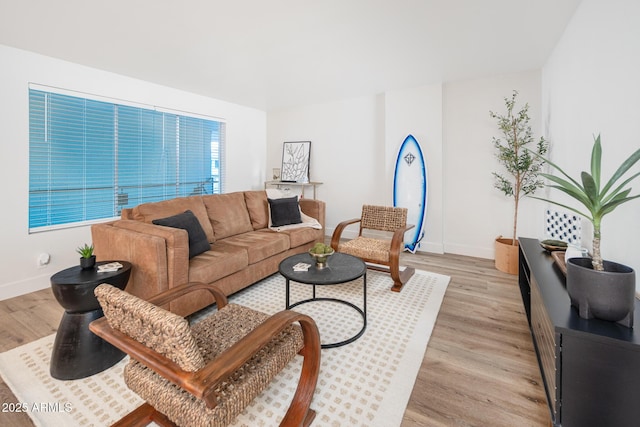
[539,239,568,252]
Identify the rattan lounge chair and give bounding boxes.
[89,282,321,427]
[330,205,415,292]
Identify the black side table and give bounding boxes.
[50,261,131,380]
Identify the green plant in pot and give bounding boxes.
[77,243,96,269]
[490,90,549,274]
[532,135,640,327]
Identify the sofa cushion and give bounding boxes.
[131,196,215,243]
[263,226,322,248]
[267,196,302,227]
[222,231,290,265]
[203,193,254,240]
[152,210,211,259]
[188,242,249,284]
[244,191,269,230]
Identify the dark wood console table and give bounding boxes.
[518,237,640,427]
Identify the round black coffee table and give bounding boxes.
[279,252,366,348]
[50,261,131,380]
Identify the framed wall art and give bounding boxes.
[281,141,311,182]
[272,168,281,180]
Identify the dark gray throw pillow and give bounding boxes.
[267,196,303,227]
[152,210,211,258]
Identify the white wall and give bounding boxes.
[267,94,386,232]
[542,0,640,286]
[268,74,545,260]
[443,71,545,258]
[267,85,445,252]
[0,44,266,300]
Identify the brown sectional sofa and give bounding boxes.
[91,190,325,315]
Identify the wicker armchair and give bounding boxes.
[89,282,321,427]
[330,205,415,292]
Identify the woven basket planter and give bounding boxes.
[495,237,519,275]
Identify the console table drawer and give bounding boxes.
[530,276,558,420]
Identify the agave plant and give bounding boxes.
[76,243,94,259]
[532,135,640,271]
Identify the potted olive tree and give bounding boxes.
[532,135,640,327]
[490,91,549,274]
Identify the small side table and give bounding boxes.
[264,181,323,199]
[50,261,132,380]
[279,253,366,349]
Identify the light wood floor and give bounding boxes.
[0,251,549,426]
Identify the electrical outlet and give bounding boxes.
[37,253,51,268]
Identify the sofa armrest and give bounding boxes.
[91,221,190,303]
[299,199,326,230]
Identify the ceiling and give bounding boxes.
[0,0,581,111]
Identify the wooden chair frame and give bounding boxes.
[330,213,415,292]
[89,282,321,427]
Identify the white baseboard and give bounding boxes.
[442,243,494,260]
[0,275,50,301]
[411,241,444,254]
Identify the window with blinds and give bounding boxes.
[28,87,225,232]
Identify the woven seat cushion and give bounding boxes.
[339,236,391,263]
[125,303,304,427]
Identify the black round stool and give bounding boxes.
[50,261,131,380]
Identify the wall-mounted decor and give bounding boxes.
[281,141,311,183]
[544,209,582,245]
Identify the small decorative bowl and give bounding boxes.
[308,248,335,269]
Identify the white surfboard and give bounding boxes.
[393,134,427,253]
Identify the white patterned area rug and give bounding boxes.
[0,269,449,427]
